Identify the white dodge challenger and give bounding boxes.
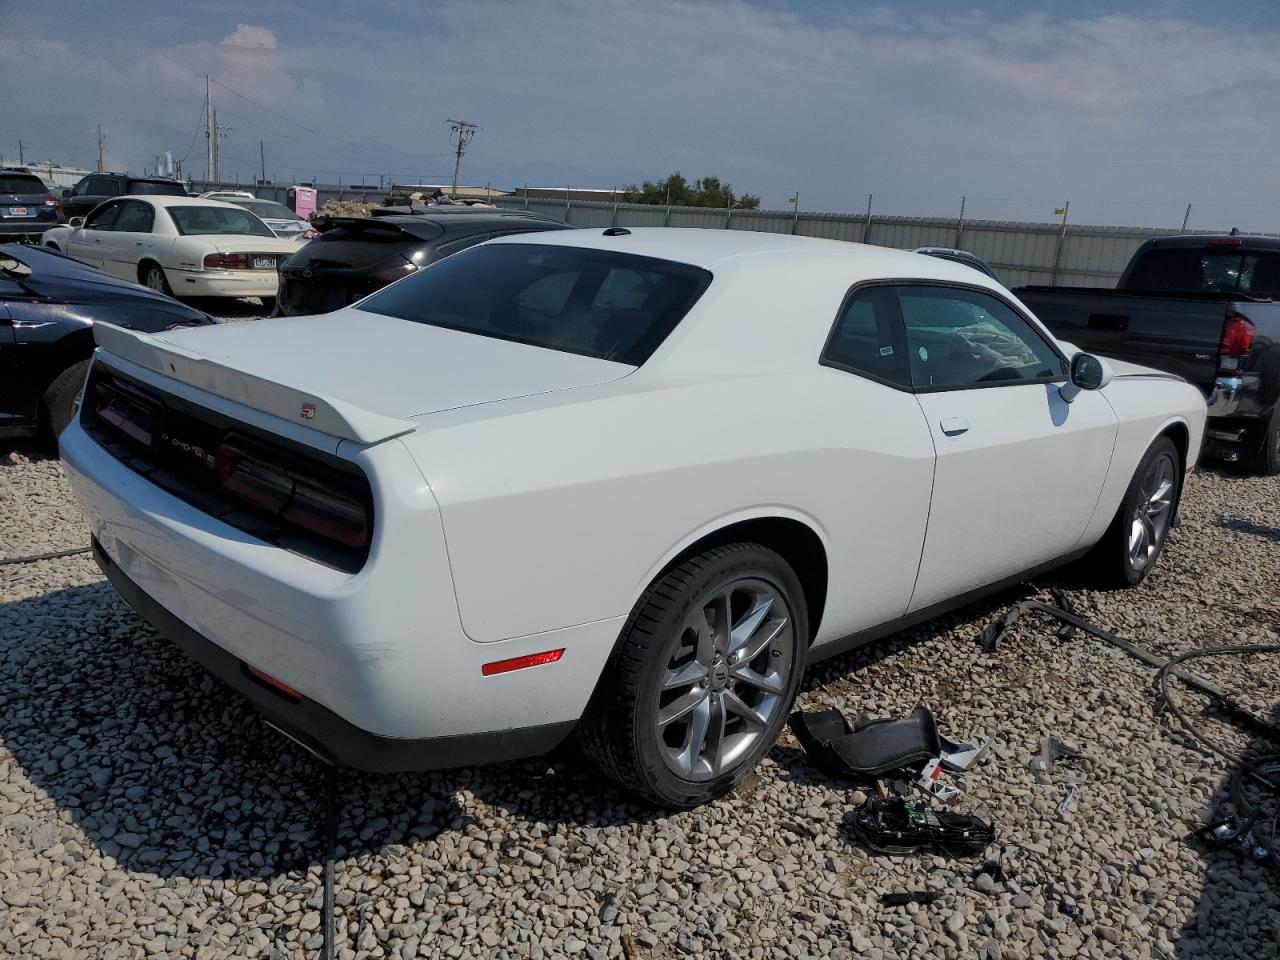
[60,228,1206,807]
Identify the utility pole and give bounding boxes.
[1181,203,1192,232]
[18,140,23,165]
[205,74,214,185]
[213,111,221,182]
[260,140,267,184]
[97,126,105,172]
[445,118,479,197]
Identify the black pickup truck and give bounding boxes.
[1016,235,1280,474]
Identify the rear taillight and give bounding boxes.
[203,252,254,270]
[215,436,371,548]
[42,195,61,211]
[301,228,319,239]
[93,382,155,446]
[1218,312,1255,373]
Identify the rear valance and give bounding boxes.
[92,323,417,445]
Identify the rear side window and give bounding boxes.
[113,201,154,233]
[1127,246,1280,298]
[128,180,187,197]
[356,243,712,365]
[822,286,910,388]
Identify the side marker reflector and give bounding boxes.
[246,664,303,701]
[482,648,565,677]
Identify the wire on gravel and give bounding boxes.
[0,545,91,567]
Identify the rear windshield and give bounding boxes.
[1127,246,1280,299]
[315,222,415,244]
[356,243,712,365]
[128,180,187,197]
[167,206,275,237]
[0,174,47,194]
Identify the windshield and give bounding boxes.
[356,243,712,365]
[233,199,300,221]
[167,205,275,238]
[128,180,187,197]
[0,174,47,194]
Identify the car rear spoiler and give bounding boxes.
[92,323,417,446]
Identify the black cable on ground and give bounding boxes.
[321,763,337,960]
[0,545,92,567]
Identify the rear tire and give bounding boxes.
[1087,435,1182,587]
[258,296,277,314]
[577,543,808,808]
[140,262,171,296]
[40,359,91,451]
[1251,411,1280,476]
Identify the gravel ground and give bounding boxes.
[2,402,1278,958]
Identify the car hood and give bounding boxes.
[124,306,635,429]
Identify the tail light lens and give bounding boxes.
[204,252,254,270]
[300,228,319,239]
[1218,312,1255,373]
[216,436,371,548]
[43,195,62,211]
[93,381,156,446]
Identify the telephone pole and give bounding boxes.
[17,140,23,165]
[260,140,267,184]
[205,74,214,185]
[445,118,479,197]
[213,110,221,182]
[97,126,105,171]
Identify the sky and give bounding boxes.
[4,0,1280,230]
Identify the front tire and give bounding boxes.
[578,543,808,807]
[1089,435,1182,587]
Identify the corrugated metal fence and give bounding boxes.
[190,179,1222,288]
[491,197,1207,288]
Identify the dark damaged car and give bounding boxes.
[0,243,214,446]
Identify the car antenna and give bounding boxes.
[602,227,631,237]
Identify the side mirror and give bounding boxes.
[1060,352,1114,403]
[69,217,85,229]
[61,189,72,198]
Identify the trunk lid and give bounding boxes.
[93,309,635,445]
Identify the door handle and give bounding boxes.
[135,241,143,246]
[939,416,970,436]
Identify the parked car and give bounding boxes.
[41,196,300,307]
[913,247,999,281]
[1016,234,1280,474]
[61,173,187,220]
[276,208,566,315]
[200,191,317,241]
[0,170,65,242]
[61,229,1205,807]
[0,243,213,444]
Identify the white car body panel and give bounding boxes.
[59,228,1208,764]
[42,196,297,297]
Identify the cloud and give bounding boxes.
[6,1,1280,229]
[222,24,277,49]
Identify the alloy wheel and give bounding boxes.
[1127,451,1177,571]
[655,577,795,781]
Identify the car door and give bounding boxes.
[901,283,1118,613]
[66,200,123,268]
[810,284,937,640]
[101,199,154,280]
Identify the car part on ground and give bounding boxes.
[0,243,213,447]
[276,209,566,315]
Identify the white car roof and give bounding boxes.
[137,196,254,210]
[484,226,988,283]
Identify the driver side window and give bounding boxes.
[898,285,1066,391]
[84,202,122,231]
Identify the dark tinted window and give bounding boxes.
[112,201,154,233]
[84,202,122,230]
[357,243,712,365]
[89,177,121,196]
[127,179,187,197]
[822,286,909,387]
[0,174,47,194]
[899,285,1066,390]
[167,206,274,237]
[1127,246,1280,298]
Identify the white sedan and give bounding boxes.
[60,229,1206,807]
[41,196,300,304]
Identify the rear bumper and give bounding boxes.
[0,220,58,238]
[94,537,575,771]
[171,268,281,299]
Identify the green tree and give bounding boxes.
[623,172,760,210]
